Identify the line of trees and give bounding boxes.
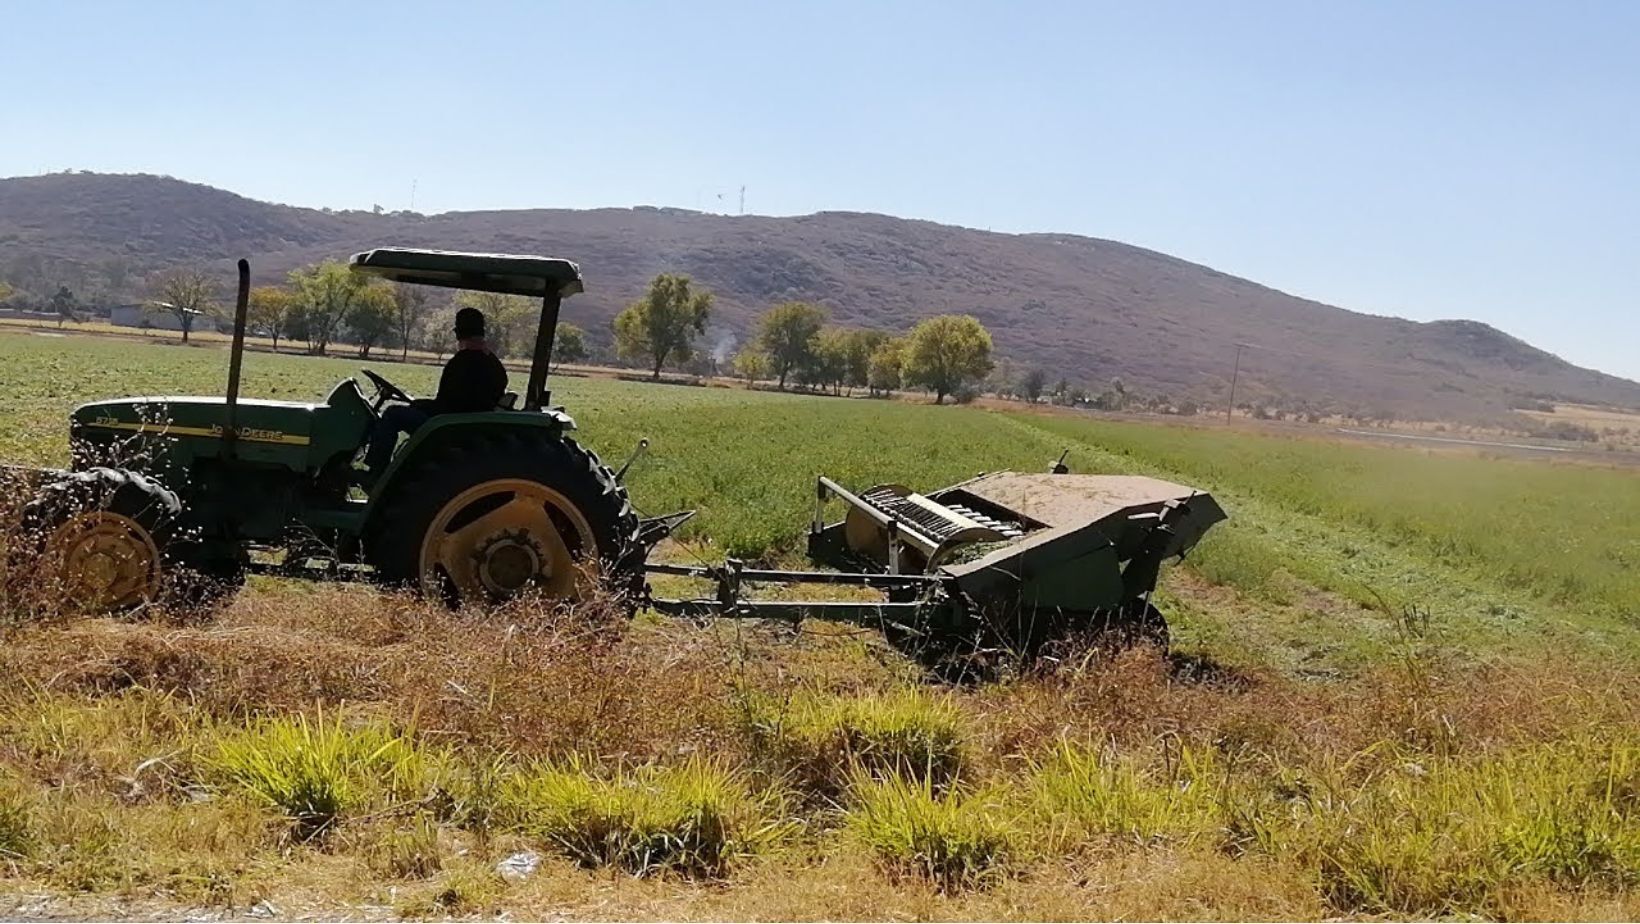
[731,301,994,403]
[594,274,997,403]
[3,258,598,366]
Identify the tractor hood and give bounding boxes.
[73,396,321,447]
[69,381,376,473]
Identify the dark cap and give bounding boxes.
[453,307,485,339]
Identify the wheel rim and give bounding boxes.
[417,478,599,602]
[46,511,163,610]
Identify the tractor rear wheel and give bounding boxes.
[368,432,640,606]
[22,468,181,613]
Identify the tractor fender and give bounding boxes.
[360,408,576,527]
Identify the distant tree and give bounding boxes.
[283,303,312,348]
[288,260,370,356]
[1021,367,1047,404]
[733,347,771,386]
[151,270,217,343]
[553,322,588,368]
[49,285,79,328]
[390,282,430,361]
[454,291,535,358]
[756,301,827,389]
[347,284,396,358]
[802,327,858,395]
[246,285,296,351]
[843,329,888,394]
[613,273,713,379]
[902,314,995,404]
[1094,376,1129,411]
[867,337,906,397]
[0,280,15,304]
[417,307,457,361]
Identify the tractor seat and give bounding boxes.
[497,392,519,410]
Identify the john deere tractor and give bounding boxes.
[22,249,644,611]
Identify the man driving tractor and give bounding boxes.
[362,306,507,483]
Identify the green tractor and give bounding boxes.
[23,249,646,611]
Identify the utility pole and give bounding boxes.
[1226,343,1244,423]
[739,185,746,215]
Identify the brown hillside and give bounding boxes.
[3,172,1636,421]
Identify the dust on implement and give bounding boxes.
[8,248,1226,669]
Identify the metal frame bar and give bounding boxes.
[525,290,562,411]
[647,597,927,621]
[646,560,939,589]
[645,555,941,623]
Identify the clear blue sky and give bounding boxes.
[6,0,1637,379]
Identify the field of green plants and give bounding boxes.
[1,330,1637,920]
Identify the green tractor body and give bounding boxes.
[29,249,639,610]
[68,386,576,559]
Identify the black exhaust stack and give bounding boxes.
[222,258,250,458]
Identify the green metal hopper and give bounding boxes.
[646,462,1227,670]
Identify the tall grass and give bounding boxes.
[209,715,439,840]
[743,688,967,798]
[0,776,34,862]
[1030,741,1227,848]
[847,772,1022,891]
[500,756,788,877]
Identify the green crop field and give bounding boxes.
[1,329,1637,920]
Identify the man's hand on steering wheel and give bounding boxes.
[362,369,413,412]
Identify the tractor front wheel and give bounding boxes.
[368,433,639,607]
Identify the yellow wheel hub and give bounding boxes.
[47,511,163,610]
[418,479,598,602]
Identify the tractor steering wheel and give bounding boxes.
[362,369,413,412]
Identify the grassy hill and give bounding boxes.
[4,171,1640,423]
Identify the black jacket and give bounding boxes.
[433,348,508,414]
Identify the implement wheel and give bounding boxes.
[22,468,180,612]
[369,432,640,606]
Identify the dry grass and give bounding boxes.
[0,576,1634,918]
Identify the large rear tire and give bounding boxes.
[367,432,640,607]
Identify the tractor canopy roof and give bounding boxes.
[348,248,584,298]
